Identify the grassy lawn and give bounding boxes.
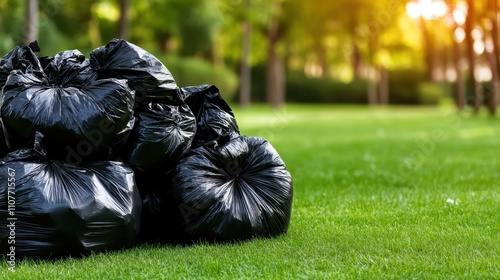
[2,105,500,279]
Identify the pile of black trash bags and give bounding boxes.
[0,39,293,258]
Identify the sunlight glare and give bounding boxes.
[406,0,449,20]
[432,1,448,18]
[485,38,494,53]
[456,2,468,14]
[475,65,492,82]
[93,2,120,21]
[452,9,466,25]
[406,2,421,19]
[454,27,465,43]
[445,67,456,82]
[472,27,483,40]
[483,19,493,31]
[304,62,323,78]
[473,40,485,55]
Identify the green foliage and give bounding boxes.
[388,68,427,104]
[174,0,221,57]
[158,55,239,101]
[285,75,368,103]
[0,0,24,54]
[1,106,500,279]
[130,0,222,57]
[41,0,98,51]
[418,82,453,105]
[0,0,75,56]
[387,69,450,105]
[216,0,272,68]
[248,67,449,105]
[388,69,451,105]
[37,16,71,56]
[0,0,480,110]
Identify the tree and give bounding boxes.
[239,0,252,107]
[282,0,417,105]
[0,0,24,54]
[23,0,38,44]
[46,0,101,51]
[452,29,466,111]
[218,0,285,107]
[465,0,481,113]
[486,0,500,115]
[128,0,221,57]
[118,0,129,40]
[1,0,452,108]
[266,0,286,108]
[175,0,221,58]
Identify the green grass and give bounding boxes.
[2,105,500,279]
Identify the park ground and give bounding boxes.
[1,104,499,279]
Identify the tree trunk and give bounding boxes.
[349,12,362,79]
[367,78,378,105]
[23,0,38,44]
[366,35,379,105]
[487,51,500,116]
[118,0,129,40]
[266,42,285,108]
[367,67,378,105]
[487,0,500,115]
[239,12,252,107]
[465,0,481,113]
[420,18,434,81]
[318,44,329,77]
[453,36,466,111]
[266,2,285,108]
[88,17,102,48]
[378,67,389,105]
[491,1,500,76]
[351,41,362,79]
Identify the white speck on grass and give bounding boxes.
[446,198,460,205]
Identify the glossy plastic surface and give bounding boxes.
[181,84,240,148]
[166,136,293,242]
[0,138,142,258]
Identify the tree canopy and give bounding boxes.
[0,0,498,111]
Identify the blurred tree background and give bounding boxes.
[0,0,498,113]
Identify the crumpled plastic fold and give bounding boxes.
[0,135,142,258]
[165,136,293,242]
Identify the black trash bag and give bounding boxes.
[110,115,136,160]
[0,135,142,258]
[127,96,196,242]
[1,69,135,163]
[134,171,171,243]
[124,91,196,173]
[89,38,177,105]
[128,93,197,240]
[180,84,240,148]
[39,49,97,86]
[0,41,42,89]
[0,118,9,158]
[165,136,293,242]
